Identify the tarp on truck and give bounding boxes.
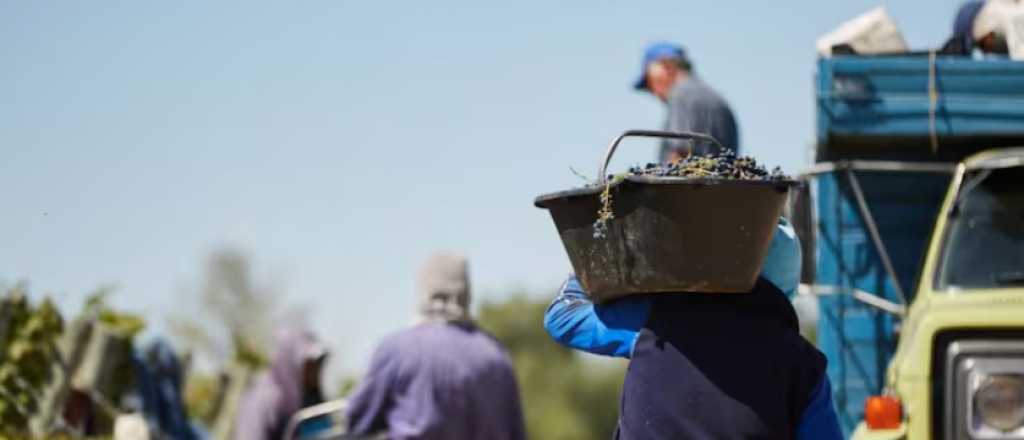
[817,56,1024,161]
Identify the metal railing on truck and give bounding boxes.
[792,159,954,435]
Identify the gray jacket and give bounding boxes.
[661,77,739,161]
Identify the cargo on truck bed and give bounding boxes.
[816,55,1024,162]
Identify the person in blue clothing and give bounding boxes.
[544,219,843,439]
[949,0,1018,56]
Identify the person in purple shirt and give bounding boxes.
[346,252,526,440]
[544,219,843,439]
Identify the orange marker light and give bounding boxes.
[865,395,902,429]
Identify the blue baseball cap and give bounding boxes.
[633,42,688,91]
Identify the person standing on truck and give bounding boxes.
[544,219,843,439]
[634,41,739,163]
[346,252,526,440]
[950,0,1024,55]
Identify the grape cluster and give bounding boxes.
[591,150,789,238]
[0,288,64,431]
[626,150,789,181]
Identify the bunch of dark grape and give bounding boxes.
[591,150,788,238]
[626,149,789,181]
[0,288,64,432]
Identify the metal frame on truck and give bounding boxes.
[795,160,953,433]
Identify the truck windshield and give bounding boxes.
[937,167,1024,290]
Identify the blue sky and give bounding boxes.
[1,1,959,381]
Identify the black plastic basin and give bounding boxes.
[535,176,798,303]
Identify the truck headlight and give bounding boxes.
[975,375,1024,432]
[944,340,1024,440]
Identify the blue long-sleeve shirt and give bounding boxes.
[543,220,842,440]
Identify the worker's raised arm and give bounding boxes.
[543,276,650,358]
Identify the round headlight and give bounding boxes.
[975,375,1024,432]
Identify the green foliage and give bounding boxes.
[82,287,146,337]
[231,332,268,369]
[175,249,278,421]
[173,248,276,370]
[477,294,625,440]
[97,311,146,338]
[0,436,112,440]
[0,285,64,434]
[183,372,223,425]
[335,376,359,399]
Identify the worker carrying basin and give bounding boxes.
[534,130,798,302]
[535,129,842,440]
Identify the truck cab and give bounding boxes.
[852,149,1024,439]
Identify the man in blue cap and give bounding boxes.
[544,220,843,439]
[634,42,739,163]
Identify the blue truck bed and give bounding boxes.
[817,55,1024,161]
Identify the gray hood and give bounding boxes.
[233,324,326,440]
[416,252,471,323]
[268,324,326,414]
